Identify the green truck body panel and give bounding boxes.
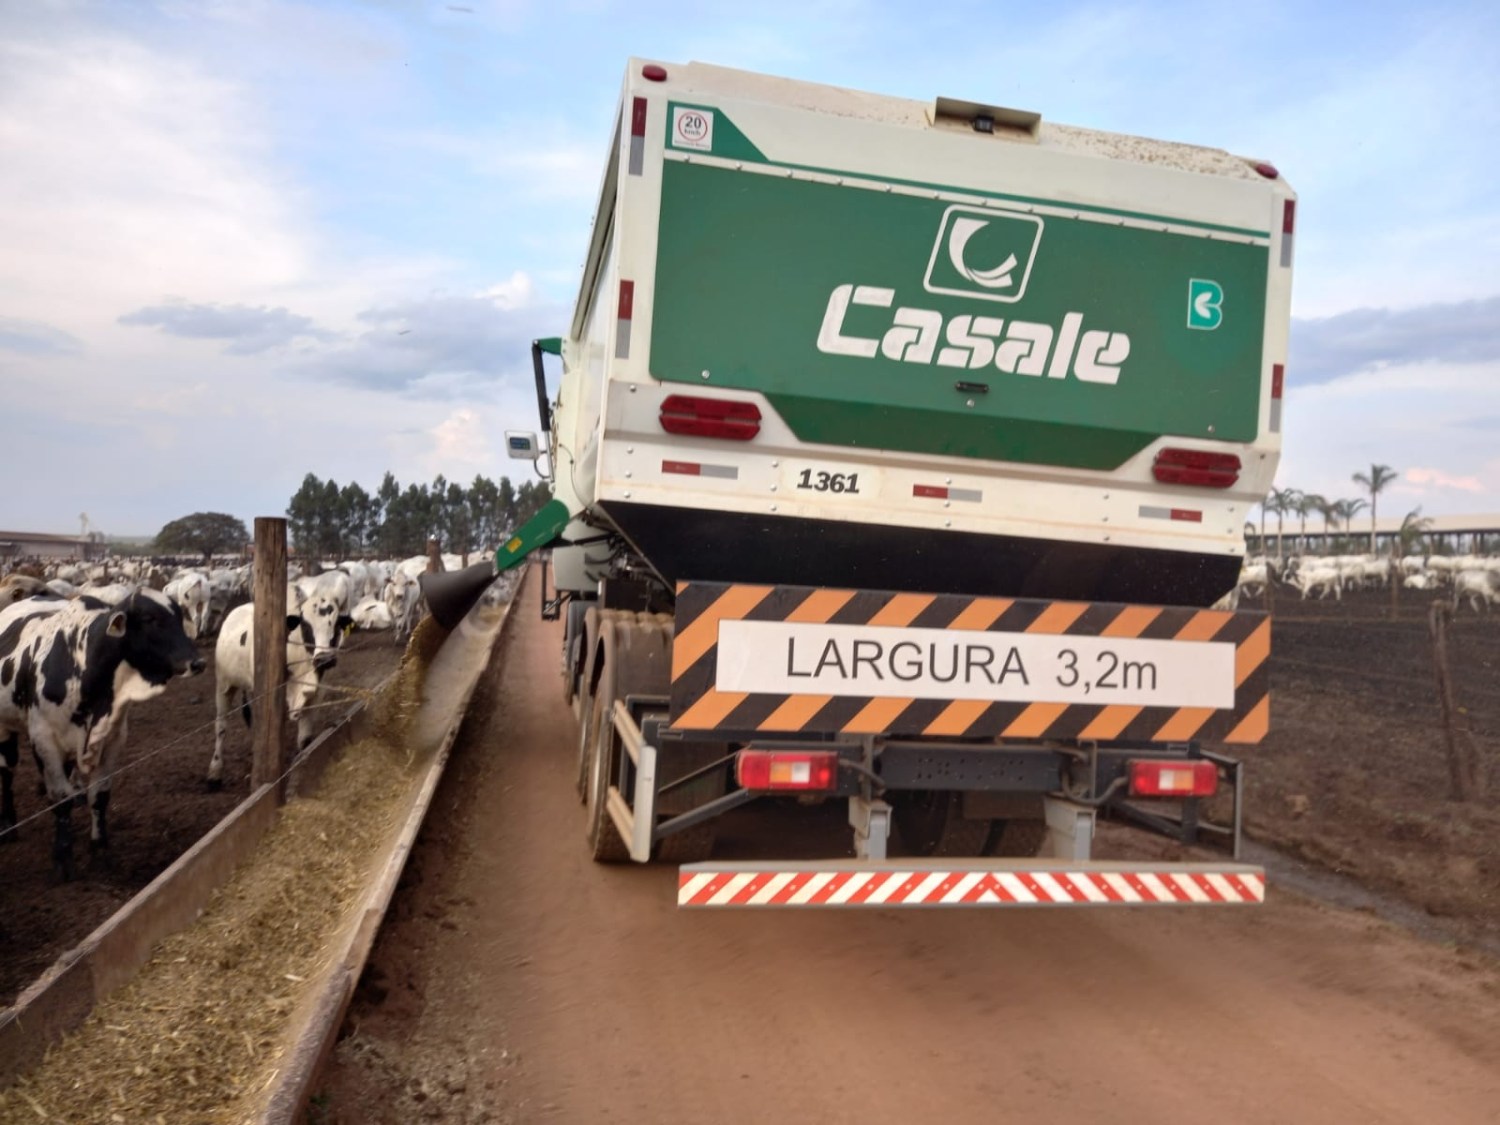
[651,158,1269,470]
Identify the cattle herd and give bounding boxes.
[0,552,485,881]
[1226,551,1500,611]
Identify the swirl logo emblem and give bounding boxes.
[923,205,1044,304]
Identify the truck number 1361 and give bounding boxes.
[797,469,861,494]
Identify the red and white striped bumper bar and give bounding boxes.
[678,861,1265,908]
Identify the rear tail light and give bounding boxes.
[1128,759,1218,798]
[1152,448,1241,489]
[659,394,762,441]
[736,750,839,792]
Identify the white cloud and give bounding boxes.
[0,34,310,334]
[1277,359,1500,516]
[426,408,494,474]
[1404,467,1484,495]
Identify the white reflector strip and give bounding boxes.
[1170,873,1211,903]
[677,866,1266,907]
[1102,873,1144,903]
[828,871,875,904]
[866,872,915,904]
[744,871,793,904]
[788,872,836,905]
[1206,873,1239,901]
[1269,399,1282,433]
[1031,871,1074,902]
[1138,872,1178,902]
[1064,873,1109,903]
[708,872,758,906]
[996,872,1039,903]
[906,872,948,903]
[942,872,987,903]
[680,872,715,902]
[615,317,631,360]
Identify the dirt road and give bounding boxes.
[319,597,1500,1124]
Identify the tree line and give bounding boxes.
[285,471,551,559]
[1254,463,1437,555]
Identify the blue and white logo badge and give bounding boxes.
[1187,278,1224,330]
[923,205,1044,304]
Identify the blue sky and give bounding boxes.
[2,0,1498,537]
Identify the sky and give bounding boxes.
[2,0,1498,538]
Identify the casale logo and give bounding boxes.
[923,206,1044,303]
[815,206,1130,384]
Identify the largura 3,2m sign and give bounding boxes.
[667,583,1271,744]
[714,620,1234,709]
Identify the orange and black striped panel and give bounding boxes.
[668,582,1270,744]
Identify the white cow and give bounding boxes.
[164,571,212,639]
[1294,564,1344,601]
[1452,569,1498,613]
[384,569,423,643]
[210,596,353,787]
[351,596,393,631]
[296,569,354,615]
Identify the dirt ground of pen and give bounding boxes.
[313,581,1500,1125]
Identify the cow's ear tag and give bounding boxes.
[107,612,127,638]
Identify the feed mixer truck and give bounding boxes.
[428,59,1293,908]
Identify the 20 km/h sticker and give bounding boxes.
[714,620,1235,709]
[672,106,714,151]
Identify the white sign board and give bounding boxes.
[714,620,1235,709]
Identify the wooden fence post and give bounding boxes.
[426,537,444,574]
[1428,601,1486,801]
[251,517,290,797]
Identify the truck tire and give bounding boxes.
[985,818,1048,858]
[584,660,630,863]
[891,791,991,857]
[653,824,715,864]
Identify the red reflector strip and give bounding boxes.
[678,866,1264,907]
[630,96,647,138]
[913,484,982,502]
[1282,199,1296,234]
[1139,505,1203,522]
[618,279,635,320]
[1128,759,1219,797]
[1271,363,1285,399]
[662,460,738,480]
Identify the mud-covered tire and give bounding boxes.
[653,822,716,863]
[585,694,631,863]
[892,791,991,857]
[984,818,1048,858]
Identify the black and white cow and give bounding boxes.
[0,588,204,879]
[210,593,353,788]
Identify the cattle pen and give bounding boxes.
[0,566,516,1121]
[1,564,1498,1120]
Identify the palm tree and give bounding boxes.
[1332,498,1368,549]
[1352,463,1399,553]
[1396,507,1434,555]
[1297,492,1324,554]
[1267,487,1296,560]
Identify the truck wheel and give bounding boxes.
[891,791,990,857]
[654,823,715,863]
[985,818,1048,858]
[574,684,595,803]
[584,685,631,863]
